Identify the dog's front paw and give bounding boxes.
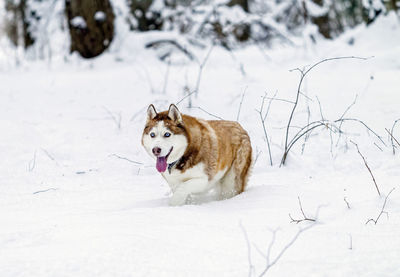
[169,194,187,206]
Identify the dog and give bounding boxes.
[142,104,252,206]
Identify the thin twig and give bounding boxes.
[264,228,279,267]
[33,188,58,195]
[194,45,214,97]
[144,39,195,61]
[350,140,381,196]
[315,96,325,121]
[373,142,383,152]
[344,197,351,209]
[253,149,262,166]
[338,118,386,146]
[265,97,295,105]
[283,115,385,165]
[103,106,122,130]
[162,57,171,94]
[366,188,395,225]
[258,224,315,277]
[28,150,37,172]
[389,119,400,154]
[301,85,312,155]
[191,106,224,120]
[236,87,247,122]
[385,128,400,153]
[348,234,353,250]
[240,222,255,277]
[109,154,143,165]
[41,148,59,166]
[263,91,278,122]
[256,92,274,166]
[281,56,372,166]
[176,90,195,106]
[289,196,316,224]
[336,94,358,146]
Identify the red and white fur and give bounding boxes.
[142,104,252,206]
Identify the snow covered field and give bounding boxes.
[1,13,400,277]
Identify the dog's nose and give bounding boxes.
[152,147,162,156]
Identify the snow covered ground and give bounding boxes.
[0,13,400,277]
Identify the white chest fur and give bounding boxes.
[161,163,206,191]
[161,162,228,193]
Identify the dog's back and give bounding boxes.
[208,120,252,195]
[182,116,252,197]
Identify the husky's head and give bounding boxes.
[142,104,188,173]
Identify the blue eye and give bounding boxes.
[164,132,171,138]
[150,132,155,138]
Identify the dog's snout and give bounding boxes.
[152,147,162,156]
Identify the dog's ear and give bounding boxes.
[147,104,157,121]
[168,104,183,123]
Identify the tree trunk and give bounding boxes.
[65,0,115,58]
[391,0,398,12]
[5,0,35,48]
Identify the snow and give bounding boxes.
[304,0,329,17]
[95,11,106,21]
[70,16,87,28]
[0,11,400,277]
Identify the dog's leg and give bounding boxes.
[169,177,210,206]
[219,167,238,199]
[233,136,252,193]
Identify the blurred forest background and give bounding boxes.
[1,0,399,60]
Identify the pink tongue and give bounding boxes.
[156,156,167,172]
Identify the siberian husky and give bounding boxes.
[142,104,252,206]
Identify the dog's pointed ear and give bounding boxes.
[168,104,183,123]
[147,104,157,121]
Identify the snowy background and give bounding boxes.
[0,1,400,276]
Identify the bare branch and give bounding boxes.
[256,92,274,166]
[191,106,224,120]
[103,106,122,130]
[348,234,353,250]
[41,148,59,166]
[389,119,400,154]
[28,150,37,172]
[289,196,316,224]
[258,224,315,277]
[385,127,400,155]
[350,140,381,196]
[265,97,295,105]
[366,188,395,225]
[253,148,262,166]
[240,222,255,277]
[162,57,171,94]
[33,188,58,195]
[236,87,247,122]
[373,142,383,152]
[264,228,278,266]
[315,96,325,121]
[336,94,358,146]
[263,91,278,122]
[281,56,372,166]
[194,45,214,97]
[145,39,195,61]
[337,118,386,146]
[344,197,351,209]
[109,154,143,166]
[176,90,195,106]
[339,94,358,121]
[282,115,385,166]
